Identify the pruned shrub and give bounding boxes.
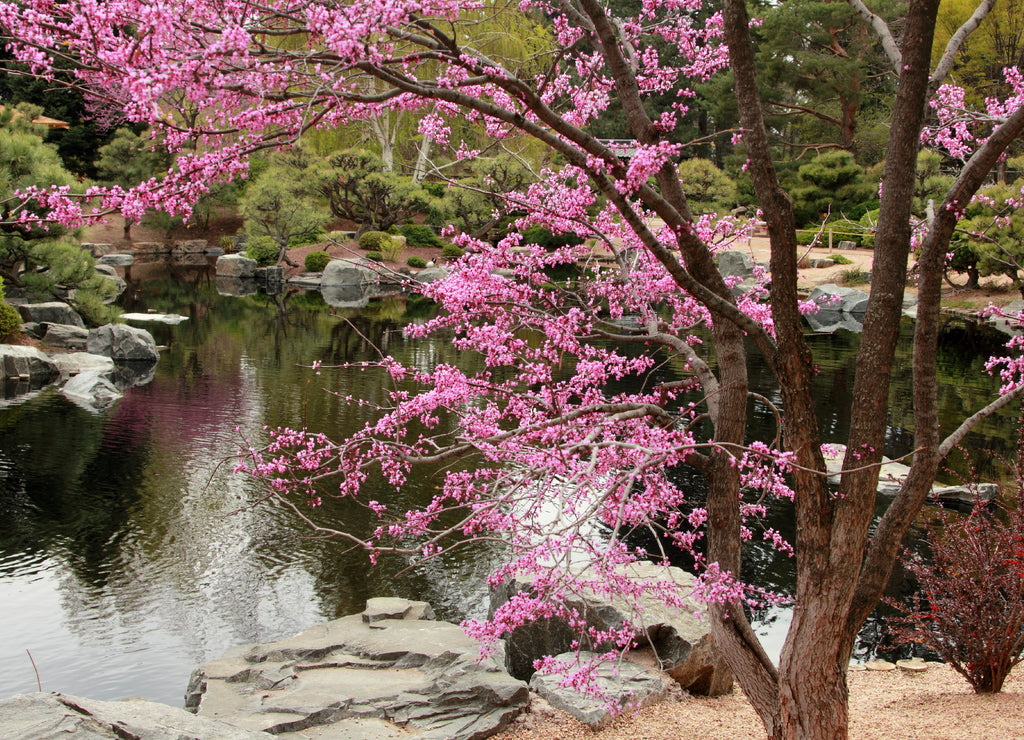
[886,441,1024,693]
[304,250,331,273]
[288,230,324,248]
[0,277,20,339]
[245,235,280,266]
[831,254,854,265]
[358,230,393,252]
[381,238,404,262]
[441,243,465,259]
[407,255,427,268]
[399,223,443,248]
[838,267,870,286]
[365,251,384,262]
[521,226,584,249]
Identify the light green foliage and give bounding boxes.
[0,276,21,338]
[913,150,955,218]
[952,172,1024,296]
[315,150,432,233]
[304,250,331,273]
[365,251,384,262]
[831,254,854,265]
[242,148,329,249]
[933,0,1024,109]
[0,108,119,323]
[20,241,119,324]
[439,152,536,240]
[245,235,281,267]
[790,150,876,226]
[398,224,443,248]
[380,238,404,262]
[0,104,77,283]
[358,231,393,252]
[96,127,170,188]
[442,243,465,259]
[407,255,427,268]
[677,158,738,215]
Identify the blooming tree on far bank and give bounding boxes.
[3,1,1024,738]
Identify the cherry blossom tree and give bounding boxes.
[3,1,1024,738]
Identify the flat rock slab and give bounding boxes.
[51,352,116,377]
[187,599,528,740]
[0,692,272,740]
[121,312,189,325]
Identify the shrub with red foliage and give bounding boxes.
[886,453,1024,693]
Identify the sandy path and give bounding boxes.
[498,664,1024,740]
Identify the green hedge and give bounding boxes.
[304,250,331,272]
[359,231,393,251]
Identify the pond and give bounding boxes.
[0,260,1018,706]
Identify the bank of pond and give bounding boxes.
[0,260,1018,706]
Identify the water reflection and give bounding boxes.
[0,270,1019,705]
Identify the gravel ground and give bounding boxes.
[497,664,1024,740]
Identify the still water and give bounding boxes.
[0,262,1018,705]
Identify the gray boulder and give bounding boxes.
[0,692,271,740]
[491,562,733,696]
[716,250,756,279]
[414,267,450,285]
[529,651,667,729]
[17,302,85,329]
[804,284,870,333]
[989,299,1024,335]
[97,253,135,267]
[321,259,379,287]
[20,322,45,339]
[1,345,59,384]
[216,253,258,278]
[186,598,528,740]
[929,482,1000,508]
[42,323,89,350]
[808,284,869,314]
[87,324,159,362]
[60,370,122,412]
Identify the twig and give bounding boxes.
[26,649,41,692]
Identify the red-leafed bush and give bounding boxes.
[886,453,1024,693]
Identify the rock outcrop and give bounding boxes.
[0,692,271,740]
[804,283,870,333]
[321,259,379,287]
[16,302,85,329]
[529,651,669,729]
[87,324,160,362]
[186,598,529,740]
[491,562,733,696]
[1,345,60,386]
[216,253,258,278]
[42,322,89,350]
